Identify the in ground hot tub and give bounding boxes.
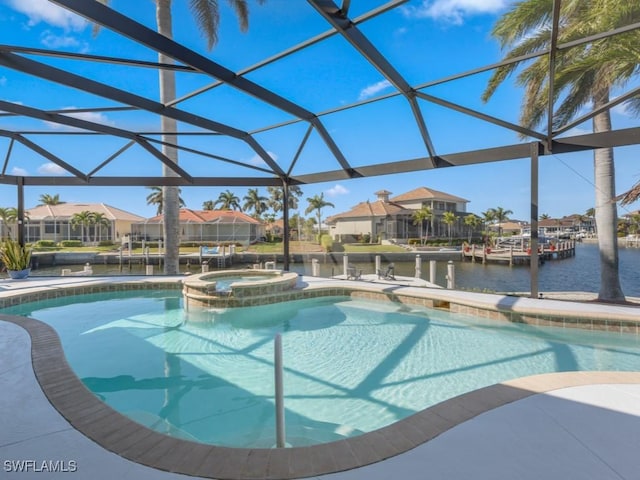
[182,269,299,309]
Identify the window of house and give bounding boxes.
[44,222,60,234]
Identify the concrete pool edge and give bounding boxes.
[1,275,639,331]
[1,277,640,479]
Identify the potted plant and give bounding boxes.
[1,239,33,279]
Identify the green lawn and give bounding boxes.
[30,241,408,255]
[342,244,407,253]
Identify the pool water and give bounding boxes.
[212,275,273,292]
[5,291,640,447]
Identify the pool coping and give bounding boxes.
[1,276,640,479]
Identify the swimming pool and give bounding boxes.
[5,290,640,448]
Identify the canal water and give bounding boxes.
[295,243,640,297]
[27,243,640,297]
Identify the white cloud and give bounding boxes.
[41,30,87,50]
[37,163,68,176]
[7,0,87,31]
[326,184,349,197]
[402,0,508,25]
[612,103,632,117]
[359,80,392,100]
[11,167,28,176]
[44,107,116,130]
[249,151,278,167]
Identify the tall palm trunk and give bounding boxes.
[157,0,180,274]
[593,90,624,302]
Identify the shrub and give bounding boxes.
[59,240,83,247]
[320,234,333,252]
[98,240,115,247]
[35,240,56,248]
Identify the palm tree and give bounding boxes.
[98,0,265,274]
[412,206,433,245]
[0,207,18,239]
[442,211,457,245]
[38,194,65,206]
[463,214,481,243]
[70,211,94,243]
[482,209,496,233]
[539,213,550,220]
[202,200,215,211]
[305,193,335,243]
[267,185,303,213]
[146,186,164,215]
[493,206,513,237]
[214,190,241,211]
[243,188,268,219]
[91,212,111,243]
[146,186,185,215]
[482,1,639,302]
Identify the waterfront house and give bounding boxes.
[20,203,145,244]
[131,209,265,245]
[326,187,471,243]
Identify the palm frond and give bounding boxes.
[190,0,220,50]
[228,0,249,32]
[618,180,640,206]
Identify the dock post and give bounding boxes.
[343,254,349,277]
[311,258,320,277]
[429,260,436,285]
[509,245,513,266]
[375,255,381,276]
[415,255,422,278]
[482,244,487,264]
[471,244,476,263]
[446,261,455,289]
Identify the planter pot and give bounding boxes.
[7,268,31,280]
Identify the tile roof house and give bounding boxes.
[326,188,471,243]
[21,203,145,244]
[131,209,265,245]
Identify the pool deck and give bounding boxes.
[1,275,640,479]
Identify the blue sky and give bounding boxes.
[1,0,639,221]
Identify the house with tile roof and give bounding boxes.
[131,209,265,245]
[21,203,145,244]
[326,188,471,243]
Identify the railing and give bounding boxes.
[274,334,286,448]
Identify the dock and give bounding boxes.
[462,241,576,265]
[332,273,438,288]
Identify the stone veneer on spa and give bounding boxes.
[182,269,299,309]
